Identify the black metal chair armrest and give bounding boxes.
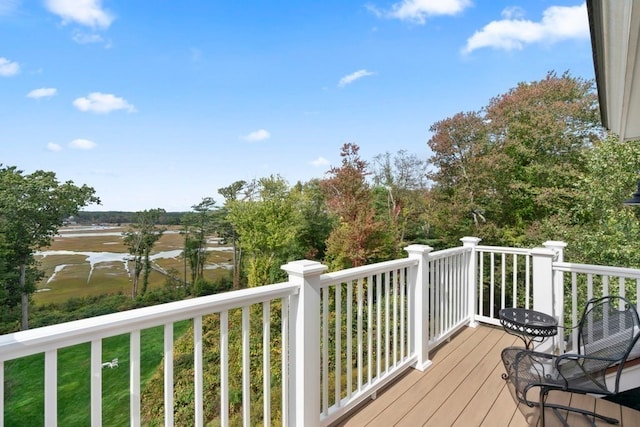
[555,352,622,365]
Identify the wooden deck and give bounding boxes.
[332,324,640,426]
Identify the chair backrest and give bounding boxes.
[578,296,640,364]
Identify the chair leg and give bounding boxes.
[551,407,570,427]
[539,388,549,427]
[542,404,619,426]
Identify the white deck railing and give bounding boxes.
[425,245,474,348]
[553,261,640,353]
[317,258,417,425]
[473,245,534,325]
[4,237,640,426]
[0,283,299,427]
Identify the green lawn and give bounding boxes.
[4,321,191,426]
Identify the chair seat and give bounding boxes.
[502,346,611,407]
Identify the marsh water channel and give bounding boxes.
[33,225,232,304]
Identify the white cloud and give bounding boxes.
[47,142,62,152]
[338,69,375,88]
[45,0,114,29]
[69,138,97,150]
[72,31,104,44]
[501,6,525,20]
[310,157,330,167]
[73,92,136,114]
[243,129,271,142]
[27,87,57,99]
[463,4,588,54]
[369,0,472,24]
[0,57,19,76]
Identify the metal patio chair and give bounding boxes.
[501,295,640,426]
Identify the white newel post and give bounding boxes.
[544,240,567,352]
[461,237,482,328]
[531,246,557,352]
[281,260,327,427]
[532,247,556,315]
[404,244,433,372]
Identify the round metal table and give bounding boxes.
[499,308,558,349]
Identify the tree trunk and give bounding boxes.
[142,250,151,295]
[132,257,141,299]
[183,247,187,288]
[232,232,240,289]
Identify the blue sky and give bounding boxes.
[1,0,594,212]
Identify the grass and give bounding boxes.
[4,321,191,426]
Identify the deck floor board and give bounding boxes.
[331,324,640,427]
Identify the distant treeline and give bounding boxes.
[74,211,186,225]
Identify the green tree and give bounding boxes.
[123,209,166,298]
[291,179,334,260]
[484,71,600,236]
[218,181,247,289]
[428,71,601,246]
[227,175,301,286]
[181,198,217,293]
[0,165,99,330]
[427,111,493,245]
[371,150,431,253]
[541,135,640,267]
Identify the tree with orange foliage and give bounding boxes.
[320,143,388,269]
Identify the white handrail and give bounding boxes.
[477,245,533,256]
[554,261,640,279]
[0,282,298,362]
[319,258,417,286]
